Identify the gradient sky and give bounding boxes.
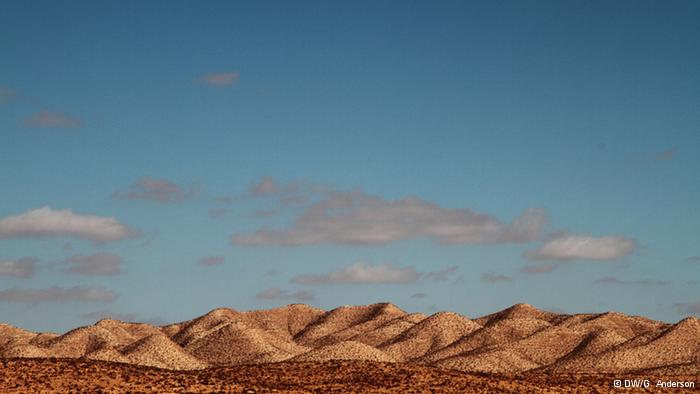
[1,0,699,333]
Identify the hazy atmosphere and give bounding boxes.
[1,0,699,333]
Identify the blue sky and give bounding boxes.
[1,0,699,332]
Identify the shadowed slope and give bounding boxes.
[550,317,700,373]
[168,308,240,347]
[187,322,309,365]
[121,334,207,370]
[241,304,325,340]
[381,312,481,361]
[294,303,406,347]
[351,312,426,347]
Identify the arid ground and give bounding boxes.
[0,359,700,393]
[1,358,698,393]
[1,303,699,392]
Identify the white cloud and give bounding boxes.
[246,177,327,213]
[77,310,165,325]
[650,147,678,161]
[292,262,422,285]
[481,272,513,283]
[232,190,547,246]
[113,176,196,203]
[249,176,279,196]
[0,206,137,243]
[423,266,459,281]
[22,110,82,128]
[79,310,138,322]
[0,257,37,278]
[208,207,229,219]
[520,262,562,274]
[63,253,122,276]
[674,301,700,315]
[198,255,225,267]
[0,286,118,303]
[524,233,635,261]
[199,71,240,86]
[595,276,670,287]
[255,288,314,301]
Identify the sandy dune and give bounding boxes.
[1,302,698,375]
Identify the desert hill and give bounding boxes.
[1,303,698,374]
